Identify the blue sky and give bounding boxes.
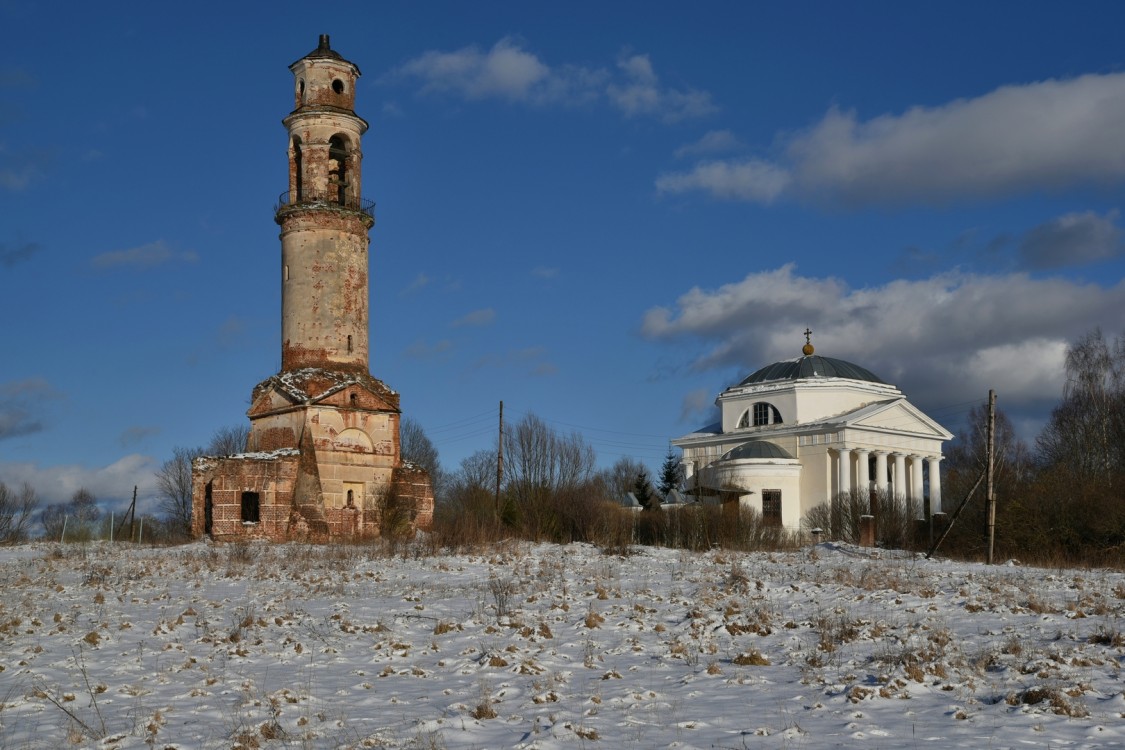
[3,1,1125,515]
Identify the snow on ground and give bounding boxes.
[0,539,1123,749]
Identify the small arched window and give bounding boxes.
[328,135,348,206]
[347,334,353,353]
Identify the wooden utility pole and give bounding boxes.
[985,390,997,565]
[495,401,504,521]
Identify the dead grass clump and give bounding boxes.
[732,649,770,666]
[470,702,497,720]
[1088,625,1125,647]
[1007,686,1090,717]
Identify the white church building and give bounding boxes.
[672,334,952,529]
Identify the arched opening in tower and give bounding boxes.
[291,137,303,201]
[329,135,348,206]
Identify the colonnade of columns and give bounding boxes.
[834,448,942,514]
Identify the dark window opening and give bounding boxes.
[347,334,353,353]
[241,491,260,524]
[204,481,214,535]
[350,393,357,406]
[297,79,305,107]
[762,490,782,526]
[346,489,355,507]
[328,136,348,206]
[292,137,303,201]
[332,78,344,94]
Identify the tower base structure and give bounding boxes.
[191,369,433,542]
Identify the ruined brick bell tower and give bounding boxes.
[278,34,371,374]
[191,36,434,542]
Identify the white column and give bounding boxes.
[838,448,852,497]
[855,449,870,501]
[928,456,943,514]
[874,451,889,498]
[911,455,924,502]
[893,453,907,500]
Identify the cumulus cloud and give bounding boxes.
[642,264,1125,414]
[452,307,496,327]
[397,37,549,101]
[658,72,1125,205]
[91,240,198,270]
[0,378,58,441]
[393,39,714,122]
[0,239,41,268]
[606,53,717,122]
[0,454,160,512]
[656,159,791,203]
[679,387,716,425]
[1017,210,1123,270]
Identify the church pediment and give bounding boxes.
[248,385,299,417]
[315,383,398,412]
[843,399,952,439]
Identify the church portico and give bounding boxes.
[674,333,952,531]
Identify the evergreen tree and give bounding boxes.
[658,447,682,497]
[634,469,656,510]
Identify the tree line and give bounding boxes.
[939,328,1125,565]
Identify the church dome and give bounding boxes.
[738,354,885,386]
[721,440,795,461]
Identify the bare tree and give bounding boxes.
[599,457,648,500]
[400,417,445,500]
[0,481,38,543]
[70,488,100,525]
[39,502,66,541]
[504,413,596,507]
[1037,328,1125,484]
[157,446,204,536]
[207,424,249,456]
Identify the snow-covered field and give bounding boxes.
[0,539,1122,749]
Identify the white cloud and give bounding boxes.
[91,240,198,270]
[679,387,715,425]
[606,53,717,122]
[658,72,1125,205]
[395,37,549,102]
[452,308,496,327]
[656,159,791,203]
[643,264,1125,413]
[393,39,714,122]
[1018,210,1123,269]
[401,272,431,295]
[531,266,558,279]
[674,130,743,159]
[0,454,160,512]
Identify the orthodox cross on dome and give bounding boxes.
[802,328,815,356]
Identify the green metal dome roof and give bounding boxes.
[739,355,885,386]
[721,440,795,461]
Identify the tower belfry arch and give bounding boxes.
[191,36,433,542]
